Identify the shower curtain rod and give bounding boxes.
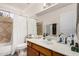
[0,9,27,17]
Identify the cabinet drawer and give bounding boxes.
[32,43,52,56]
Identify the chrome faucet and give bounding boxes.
[58,33,68,44]
[59,33,64,37]
[58,33,64,42]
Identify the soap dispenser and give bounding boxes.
[43,33,46,39]
[59,37,63,42]
[70,40,74,46]
[59,34,63,43]
[65,37,67,44]
[75,43,79,47]
[72,34,74,40]
[75,43,79,52]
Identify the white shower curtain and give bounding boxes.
[12,14,27,54]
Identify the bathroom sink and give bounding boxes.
[43,40,53,44]
[38,38,53,45]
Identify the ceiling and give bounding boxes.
[0,3,43,16]
[1,3,33,11]
[0,3,72,17]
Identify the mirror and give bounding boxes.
[60,12,76,36]
[77,21,79,40]
[44,12,76,37]
[46,24,51,35]
[46,23,57,36]
[76,3,79,40]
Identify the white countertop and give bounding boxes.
[27,38,79,56]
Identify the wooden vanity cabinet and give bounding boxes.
[27,41,39,56]
[32,43,52,56]
[27,46,39,56]
[27,41,64,56]
[27,41,32,46]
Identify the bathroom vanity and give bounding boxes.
[27,38,79,56]
[27,40,64,56]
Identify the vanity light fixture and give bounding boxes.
[43,3,46,8]
[43,3,53,9]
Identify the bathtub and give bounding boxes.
[0,42,12,56]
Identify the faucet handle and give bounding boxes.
[70,40,74,46]
[59,33,64,37]
[65,37,67,44]
[75,43,79,47]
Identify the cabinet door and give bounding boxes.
[27,46,39,56]
[32,43,52,56]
